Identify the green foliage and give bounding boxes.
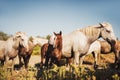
[0,31,10,41]
[39,64,96,80]
[38,64,120,80]
[32,44,41,55]
[46,34,51,40]
[112,74,120,80]
[29,36,33,42]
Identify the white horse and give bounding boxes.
[49,22,116,65]
[32,36,48,46]
[0,32,29,70]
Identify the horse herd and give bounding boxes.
[0,22,120,71]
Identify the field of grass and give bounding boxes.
[0,53,120,80]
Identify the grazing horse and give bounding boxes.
[0,32,29,70]
[99,40,116,62]
[41,31,62,67]
[99,40,112,54]
[49,22,116,65]
[18,40,34,69]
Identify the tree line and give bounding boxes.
[0,31,51,41]
[0,31,10,41]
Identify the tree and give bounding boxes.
[46,34,51,40]
[0,31,9,41]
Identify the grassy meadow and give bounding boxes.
[0,46,120,80]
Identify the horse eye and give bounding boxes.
[17,36,21,38]
[106,30,111,33]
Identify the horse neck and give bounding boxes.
[83,27,101,44]
[8,37,19,50]
[57,39,62,51]
[28,40,34,50]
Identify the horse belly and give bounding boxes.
[62,48,72,57]
[73,32,89,52]
[8,50,18,59]
[62,52,71,57]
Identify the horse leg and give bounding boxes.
[25,54,31,69]
[40,51,46,68]
[74,52,80,65]
[118,51,120,68]
[116,51,120,68]
[57,54,62,66]
[50,56,54,66]
[114,50,119,64]
[45,55,49,68]
[66,57,73,67]
[79,56,85,65]
[4,56,9,68]
[0,56,5,66]
[18,54,23,67]
[11,58,15,75]
[40,56,44,67]
[1,60,4,66]
[54,57,60,66]
[92,51,98,69]
[23,56,27,69]
[26,54,31,67]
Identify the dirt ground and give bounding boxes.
[14,52,115,68]
[15,55,41,67]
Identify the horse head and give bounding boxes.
[99,22,116,45]
[14,32,29,52]
[49,31,62,49]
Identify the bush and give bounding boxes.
[32,45,41,55]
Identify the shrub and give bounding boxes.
[32,45,41,55]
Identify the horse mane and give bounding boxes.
[79,25,100,37]
[58,36,62,51]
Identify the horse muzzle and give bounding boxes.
[106,38,116,46]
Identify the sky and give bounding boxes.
[0,0,120,38]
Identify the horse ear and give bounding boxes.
[54,32,57,36]
[96,23,104,29]
[60,31,62,35]
[99,23,104,28]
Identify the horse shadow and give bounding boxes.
[94,64,120,80]
[14,63,24,70]
[34,61,120,80]
[83,61,93,65]
[34,63,45,80]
